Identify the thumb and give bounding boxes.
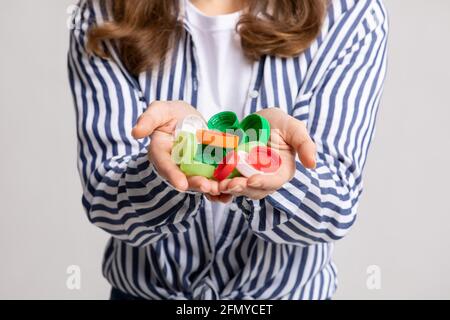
[285,117,317,169]
[132,102,172,139]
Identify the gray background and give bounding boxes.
[0,0,449,299]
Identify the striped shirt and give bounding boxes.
[68,0,388,300]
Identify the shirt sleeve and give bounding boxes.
[68,0,202,247]
[237,0,388,246]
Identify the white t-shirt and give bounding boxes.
[184,0,253,232]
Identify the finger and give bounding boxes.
[151,143,188,191]
[227,183,272,200]
[208,180,221,196]
[222,177,248,195]
[156,162,189,191]
[187,176,212,193]
[256,109,316,168]
[286,117,317,169]
[246,174,286,191]
[158,118,178,135]
[218,179,233,193]
[132,102,172,139]
[234,185,273,200]
[187,177,220,196]
[244,188,273,200]
[222,177,275,200]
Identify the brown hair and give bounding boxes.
[87,0,328,75]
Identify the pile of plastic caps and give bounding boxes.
[171,111,282,181]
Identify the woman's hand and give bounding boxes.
[132,101,230,202]
[219,108,317,200]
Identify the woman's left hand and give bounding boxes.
[219,108,317,200]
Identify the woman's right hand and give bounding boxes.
[132,101,231,202]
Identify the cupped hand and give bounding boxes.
[132,101,230,202]
[219,108,317,200]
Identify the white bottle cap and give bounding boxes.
[175,115,208,137]
[236,151,265,177]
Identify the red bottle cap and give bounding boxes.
[213,150,239,181]
[247,146,281,173]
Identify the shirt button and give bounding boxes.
[249,90,259,99]
[193,79,198,91]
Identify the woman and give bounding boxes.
[68,0,387,300]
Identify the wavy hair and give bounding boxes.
[87,0,328,75]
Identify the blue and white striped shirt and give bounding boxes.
[68,0,388,300]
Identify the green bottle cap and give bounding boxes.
[228,168,241,179]
[180,161,216,179]
[207,111,251,145]
[207,111,240,132]
[235,128,248,146]
[239,114,271,145]
[193,144,225,167]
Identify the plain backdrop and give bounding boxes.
[0,0,449,300]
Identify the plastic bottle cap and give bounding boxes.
[172,112,275,179]
[228,168,241,179]
[196,129,239,149]
[213,150,239,181]
[171,131,197,165]
[235,128,248,146]
[236,147,281,177]
[236,151,262,178]
[248,146,282,173]
[239,114,271,145]
[180,161,216,179]
[175,115,208,137]
[193,144,224,167]
[207,111,240,132]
